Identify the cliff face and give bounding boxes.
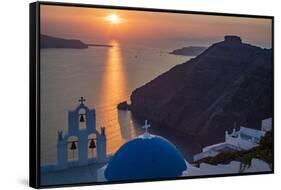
[130,36,273,145]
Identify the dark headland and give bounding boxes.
[40,34,113,49]
[130,35,273,146]
[170,46,207,56]
[117,101,131,110]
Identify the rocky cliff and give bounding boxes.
[130,36,273,145]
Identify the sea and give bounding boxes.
[40,41,201,164]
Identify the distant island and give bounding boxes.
[170,46,207,56]
[130,35,273,146]
[40,34,113,49]
[87,43,113,48]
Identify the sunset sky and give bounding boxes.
[40,5,272,48]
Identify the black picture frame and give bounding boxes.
[30,1,274,188]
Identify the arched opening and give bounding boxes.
[88,133,97,159]
[78,108,87,130]
[67,136,79,161]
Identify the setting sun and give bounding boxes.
[105,14,121,24]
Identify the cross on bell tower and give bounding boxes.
[142,120,151,139]
[78,96,86,105]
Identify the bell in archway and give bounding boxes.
[89,139,96,149]
[70,141,77,150]
[79,114,85,122]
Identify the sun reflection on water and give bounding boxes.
[98,40,137,155]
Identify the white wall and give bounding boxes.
[0,0,279,190]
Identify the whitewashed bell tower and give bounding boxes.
[56,97,107,170]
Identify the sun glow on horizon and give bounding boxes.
[105,14,122,24]
[41,5,273,48]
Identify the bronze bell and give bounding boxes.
[79,114,85,122]
[89,139,96,149]
[70,141,77,150]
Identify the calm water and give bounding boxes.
[40,41,199,164]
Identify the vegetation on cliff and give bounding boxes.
[195,131,273,170]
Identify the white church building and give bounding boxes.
[41,97,110,173]
[40,99,272,184]
[193,118,272,162]
[98,118,272,182]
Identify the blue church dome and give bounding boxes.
[104,133,187,181]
